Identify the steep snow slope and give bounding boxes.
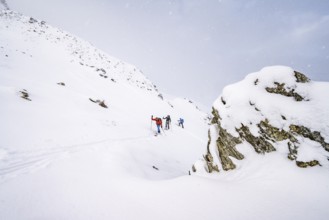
[1,10,329,220]
[0,10,209,180]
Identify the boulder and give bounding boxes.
[193,66,329,173]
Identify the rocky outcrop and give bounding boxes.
[204,129,220,172]
[265,82,306,101]
[57,82,65,86]
[19,89,31,101]
[296,160,320,168]
[294,71,310,83]
[193,66,329,173]
[237,123,276,154]
[289,125,329,151]
[89,98,108,108]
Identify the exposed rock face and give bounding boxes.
[204,129,220,172]
[193,66,329,173]
[289,125,329,151]
[89,98,108,108]
[265,82,306,101]
[237,123,276,154]
[19,89,31,101]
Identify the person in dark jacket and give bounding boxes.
[163,115,171,130]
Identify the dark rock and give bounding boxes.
[205,107,244,171]
[57,82,65,86]
[96,68,106,74]
[19,89,31,101]
[258,119,293,142]
[204,130,220,172]
[296,160,320,168]
[99,100,108,108]
[265,82,305,101]
[89,98,97,103]
[192,165,197,172]
[287,142,298,161]
[167,102,174,108]
[203,153,219,172]
[217,125,244,170]
[294,71,310,83]
[237,124,276,154]
[29,17,37,24]
[221,97,226,105]
[211,107,220,124]
[89,98,108,108]
[289,125,329,152]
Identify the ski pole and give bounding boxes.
[161,126,166,135]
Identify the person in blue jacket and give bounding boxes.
[178,118,184,128]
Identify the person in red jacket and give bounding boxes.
[151,115,162,134]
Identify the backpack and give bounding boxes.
[156,118,162,125]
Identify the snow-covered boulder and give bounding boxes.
[194,66,329,173]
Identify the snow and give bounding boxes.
[209,65,329,170]
[1,10,329,220]
[214,66,329,140]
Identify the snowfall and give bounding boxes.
[1,10,329,220]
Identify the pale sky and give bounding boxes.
[5,0,329,108]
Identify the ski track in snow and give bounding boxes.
[0,134,154,183]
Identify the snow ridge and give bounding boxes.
[0,10,157,93]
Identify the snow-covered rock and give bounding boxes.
[194,66,329,173]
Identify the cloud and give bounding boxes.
[291,15,329,38]
[0,0,9,9]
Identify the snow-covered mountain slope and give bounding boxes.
[1,10,329,220]
[0,9,209,179]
